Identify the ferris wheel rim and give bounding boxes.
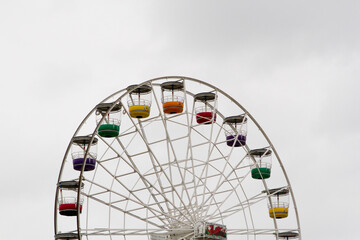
[54,76,301,240]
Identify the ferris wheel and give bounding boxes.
[54,76,301,240]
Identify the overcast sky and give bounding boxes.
[1,1,359,239]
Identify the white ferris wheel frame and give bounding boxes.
[54,76,302,240]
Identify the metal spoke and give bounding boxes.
[150,82,196,222]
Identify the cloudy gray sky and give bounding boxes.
[1,0,359,239]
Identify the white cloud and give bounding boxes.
[0,1,359,240]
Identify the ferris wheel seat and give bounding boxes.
[251,168,271,179]
[129,105,150,118]
[196,112,216,124]
[59,204,82,216]
[73,158,96,171]
[98,124,120,138]
[163,101,184,114]
[226,135,246,147]
[269,207,288,219]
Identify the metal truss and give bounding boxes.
[54,76,301,240]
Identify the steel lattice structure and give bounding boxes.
[54,76,301,240]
